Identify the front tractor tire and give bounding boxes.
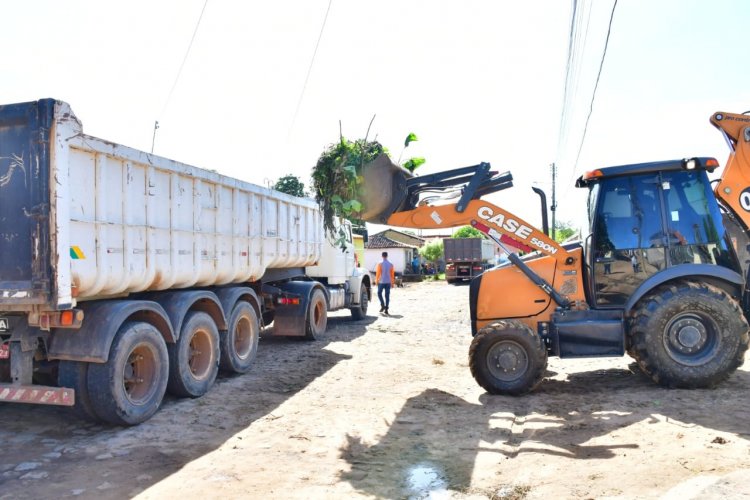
[469,320,548,396]
[629,281,750,388]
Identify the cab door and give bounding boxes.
[590,174,666,307]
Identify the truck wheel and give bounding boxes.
[167,312,220,397]
[350,286,369,321]
[629,281,749,388]
[304,289,328,340]
[58,361,98,422]
[86,322,169,426]
[220,302,259,374]
[469,320,547,396]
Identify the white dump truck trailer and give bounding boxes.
[0,99,371,425]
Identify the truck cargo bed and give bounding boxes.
[0,99,322,311]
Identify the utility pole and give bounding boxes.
[550,163,557,241]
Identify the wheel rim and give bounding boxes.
[664,312,720,366]
[313,299,325,330]
[234,316,253,360]
[486,340,529,382]
[188,329,213,380]
[122,343,159,405]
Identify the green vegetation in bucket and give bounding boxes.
[312,123,425,238]
[312,137,386,237]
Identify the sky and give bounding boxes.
[2,0,750,235]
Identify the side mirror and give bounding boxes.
[352,225,368,243]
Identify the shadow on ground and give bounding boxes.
[340,365,750,498]
[0,313,375,499]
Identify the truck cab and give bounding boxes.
[305,218,371,315]
[307,219,357,284]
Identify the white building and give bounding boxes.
[364,229,425,275]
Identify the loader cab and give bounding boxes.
[578,158,737,308]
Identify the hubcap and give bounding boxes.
[234,317,253,360]
[313,300,325,328]
[664,313,718,366]
[188,330,213,380]
[487,340,529,382]
[123,343,158,405]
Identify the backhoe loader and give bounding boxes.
[360,112,750,395]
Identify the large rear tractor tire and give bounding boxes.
[350,286,369,321]
[167,312,220,397]
[629,281,749,388]
[469,320,548,395]
[304,289,328,340]
[86,322,169,426]
[220,301,260,374]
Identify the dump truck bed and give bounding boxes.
[0,99,322,312]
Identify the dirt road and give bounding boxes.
[0,280,749,499]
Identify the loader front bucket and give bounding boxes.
[360,154,413,223]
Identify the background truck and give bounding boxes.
[0,99,371,425]
[443,237,494,283]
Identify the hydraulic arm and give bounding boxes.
[360,156,580,307]
[711,111,750,229]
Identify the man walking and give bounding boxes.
[375,251,395,315]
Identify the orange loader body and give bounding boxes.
[359,111,750,396]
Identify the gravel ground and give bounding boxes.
[0,280,748,499]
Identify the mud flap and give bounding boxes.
[269,281,321,336]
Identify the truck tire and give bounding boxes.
[629,281,749,388]
[350,286,369,321]
[220,302,259,374]
[469,320,547,396]
[86,322,169,426]
[58,361,98,422]
[304,289,328,340]
[167,312,220,397]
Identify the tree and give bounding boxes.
[273,174,307,197]
[453,225,484,239]
[419,241,443,263]
[554,221,577,243]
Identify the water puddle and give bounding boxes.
[405,463,450,499]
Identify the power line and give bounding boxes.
[556,0,594,170]
[159,0,209,120]
[559,0,618,202]
[571,0,618,174]
[288,0,334,140]
[556,0,578,158]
